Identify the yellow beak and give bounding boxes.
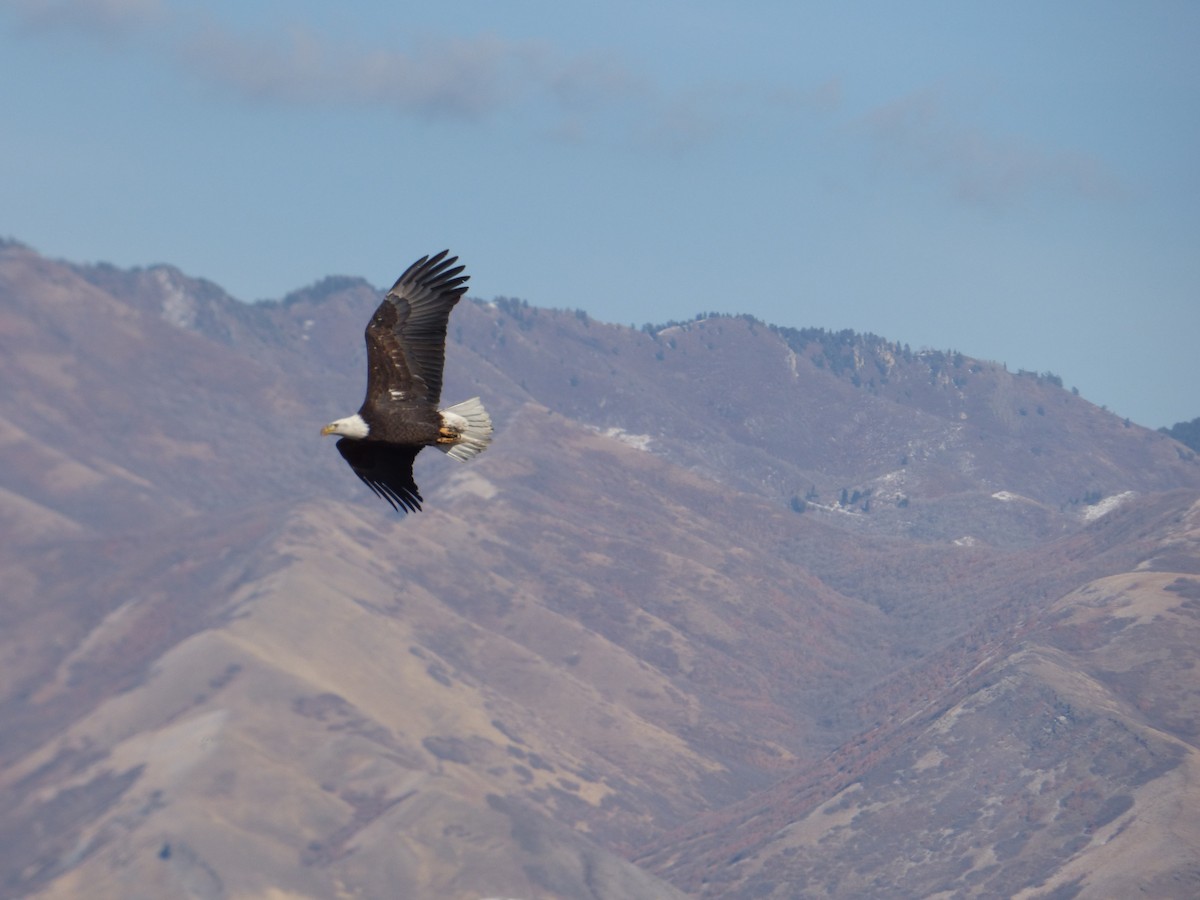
[320,424,337,436]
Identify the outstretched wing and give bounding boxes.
[364,250,469,409]
[335,440,424,513]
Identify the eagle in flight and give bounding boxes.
[321,251,493,512]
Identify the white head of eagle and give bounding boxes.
[320,250,493,514]
[320,414,369,439]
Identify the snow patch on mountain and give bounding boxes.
[1083,490,1135,521]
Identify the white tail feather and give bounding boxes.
[438,397,493,462]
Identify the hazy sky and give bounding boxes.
[2,1,1197,427]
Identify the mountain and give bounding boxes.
[1,239,1198,898]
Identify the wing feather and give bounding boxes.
[335,440,423,513]
[363,250,469,409]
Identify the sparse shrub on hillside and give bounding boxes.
[1017,369,1064,388]
[1160,416,1200,453]
[494,295,536,330]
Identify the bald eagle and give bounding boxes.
[321,251,493,512]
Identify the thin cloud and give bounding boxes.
[860,89,1125,207]
[1,1,830,154]
[1,1,647,124]
[180,24,539,120]
[540,49,648,113]
[183,23,714,154]
[4,0,164,34]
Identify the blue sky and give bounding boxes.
[2,1,1197,428]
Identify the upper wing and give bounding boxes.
[364,250,469,409]
[335,439,424,513]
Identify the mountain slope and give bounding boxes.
[1,241,1198,898]
[638,499,1200,897]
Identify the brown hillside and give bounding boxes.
[1,241,1197,898]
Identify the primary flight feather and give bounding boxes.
[321,251,493,512]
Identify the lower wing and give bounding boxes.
[335,440,424,513]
